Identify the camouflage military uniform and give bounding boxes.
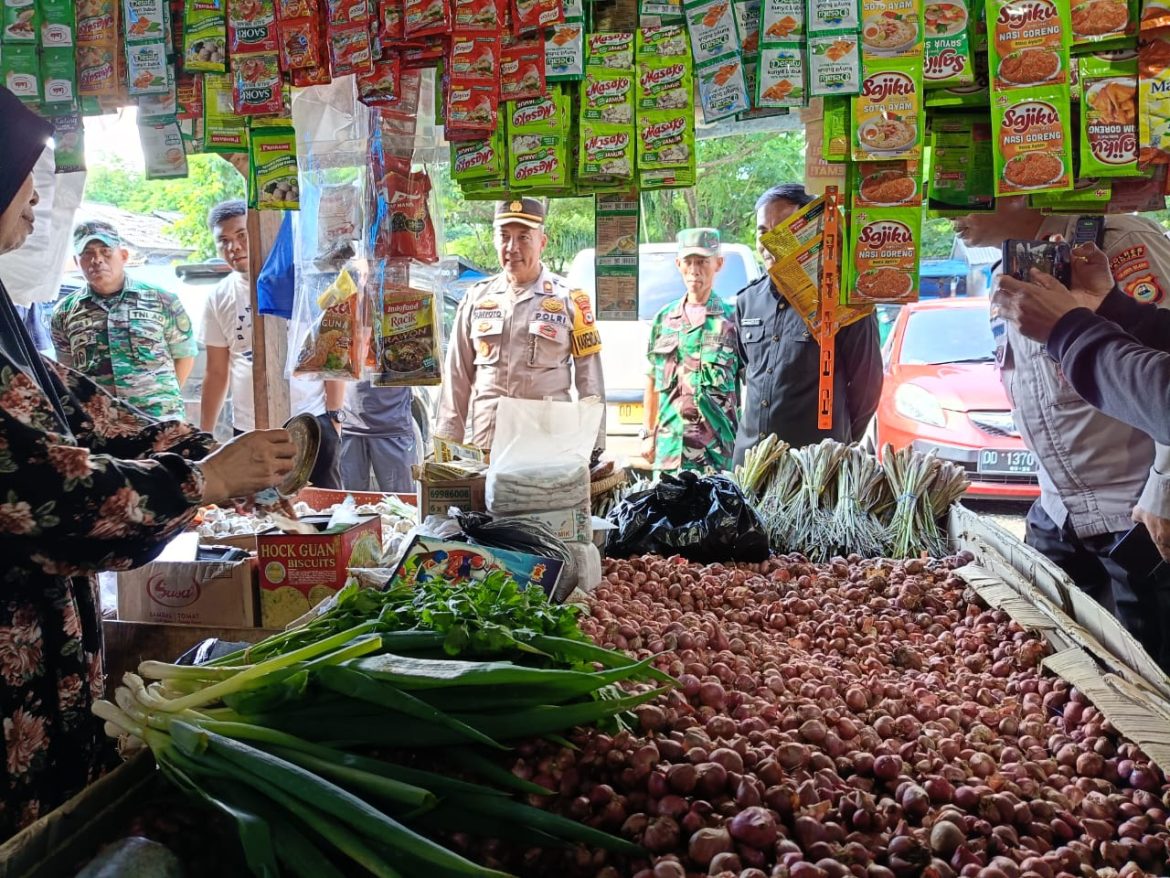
[646,296,740,473]
[50,276,196,420]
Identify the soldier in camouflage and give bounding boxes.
[51,220,196,420]
[642,228,741,474]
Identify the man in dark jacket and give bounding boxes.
[732,183,882,463]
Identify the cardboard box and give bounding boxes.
[255,514,382,628]
[388,535,564,597]
[197,532,259,552]
[413,468,487,518]
[511,507,593,543]
[296,487,418,511]
[117,541,258,627]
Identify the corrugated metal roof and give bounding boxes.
[74,202,194,257]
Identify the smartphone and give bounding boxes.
[1109,522,1167,581]
[1001,239,1073,287]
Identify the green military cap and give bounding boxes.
[73,219,123,255]
[677,227,720,258]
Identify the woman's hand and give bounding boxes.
[198,429,297,506]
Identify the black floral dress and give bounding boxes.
[0,342,213,841]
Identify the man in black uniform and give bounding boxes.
[732,183,882,463]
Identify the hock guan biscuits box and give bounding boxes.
[256,514,383,628]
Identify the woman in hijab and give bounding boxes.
[0,87,298,840]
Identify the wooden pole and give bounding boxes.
[248,209,290,430]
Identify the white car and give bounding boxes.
[565,242,762,464]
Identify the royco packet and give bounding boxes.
[545,20,585,80]
[987,0,1070,93]
[501,40,546,102]
[139,120,189,180]
[852,57,925,160]
[684,0,740,64]
[1139,31,1170,167]
[923,0,974,88]
[992,86,1074,196]
[761,0,803,41]
[1071,0,1135,49]
[808,0,860,33]
[860,0,924,60]
[1079,53,1139,177]
[757,42,805,106]
[250,127,299,209]
[928,113,994,212]
[808,33,860,96]
[183,0,227,73]
[848,207,920,305]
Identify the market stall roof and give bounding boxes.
[72,202,194,265]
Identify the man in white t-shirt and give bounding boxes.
[200,200,254,435]
[200,200,345,487]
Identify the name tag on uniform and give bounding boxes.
[741,318,763,326]
[471,318,503,338]
[128,309,162,322]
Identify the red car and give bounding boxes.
[874,298,1040,501]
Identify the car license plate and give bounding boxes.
[978,449,1038,475]
[618,403,643,425]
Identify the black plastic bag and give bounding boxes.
[606,472,770,563]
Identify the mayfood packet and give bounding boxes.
[808,33,861,95]
[987,0,1071,93]
[852,57,925,160]
[1079,54,1139,177]
[757,42,806,106]
[923,1,974,88]
[992,85,1074,196]
[684,0,740,64]
[848,207,921,305]
[860,0,924,60]
[697,53,751,121]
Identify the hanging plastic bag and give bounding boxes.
[606,471,770,564]
[291,265,367,380]
[486,398,603,515]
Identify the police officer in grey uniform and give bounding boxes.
[437,198,606,451]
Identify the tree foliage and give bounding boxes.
[83,154,246,260]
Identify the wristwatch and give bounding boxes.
[638,426,652,440]
[326,409,345,424]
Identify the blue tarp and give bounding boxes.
[920,259,969,278]
[257,211,295,319]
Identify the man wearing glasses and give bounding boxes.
[51,219,196,420]
[437,198,606,451]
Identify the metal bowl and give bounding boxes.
[278,413,321,496]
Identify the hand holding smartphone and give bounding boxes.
[1002,239,1073,288]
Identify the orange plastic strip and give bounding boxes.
[817,187,841,431]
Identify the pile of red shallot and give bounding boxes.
[480,552,1170,878]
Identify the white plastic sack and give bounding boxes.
[0,148,86,305]
[567,540,602,596]
[486,398,603,514]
